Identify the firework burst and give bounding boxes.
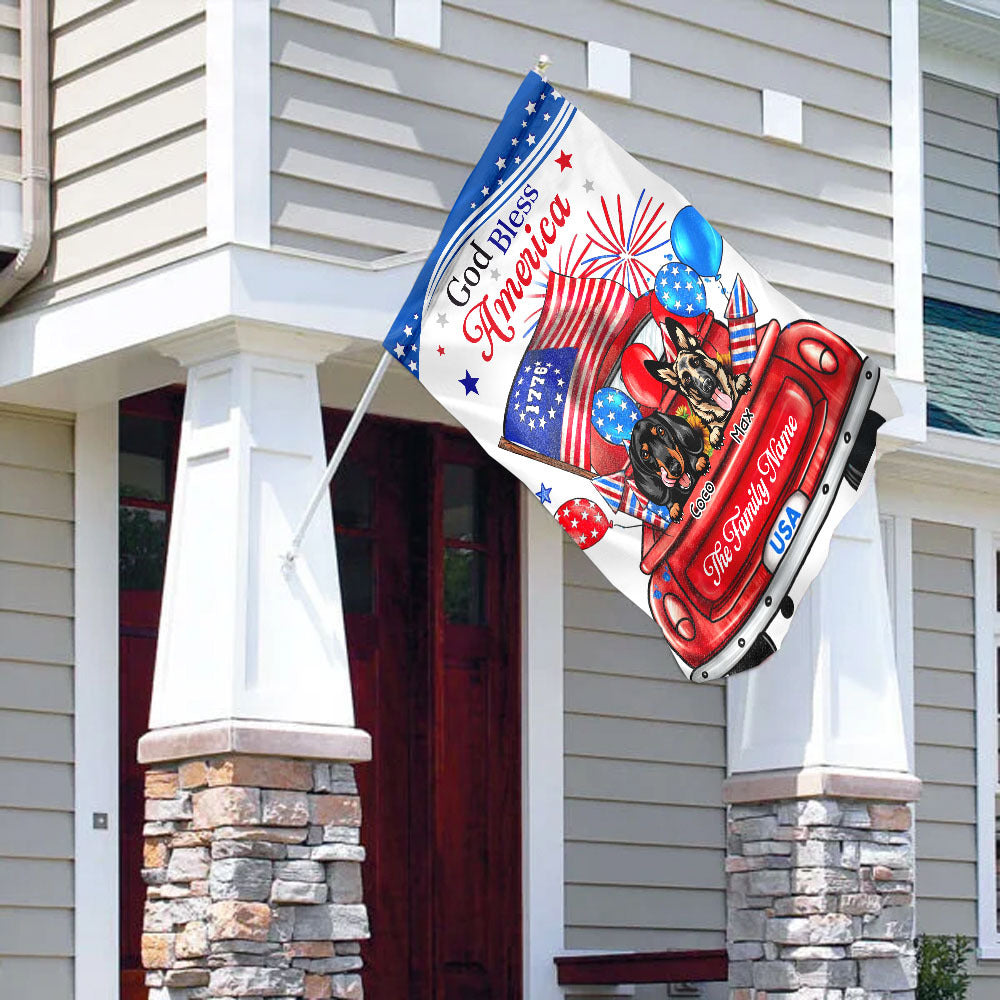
[580,189,671,293]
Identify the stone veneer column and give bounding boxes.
[140,753,367,1000]
[725,770,920,1000]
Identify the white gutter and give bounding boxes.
[0,0,50,309]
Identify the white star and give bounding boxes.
[527,134,536,146]
[539,417,546,428]
[591,528,599,538]
[518,377,524,385]
[548,408,555,418]
[556,393,563,403]
[408,360,417,371]
[596,417,604,426]
[620,400,628,410]
[686,303,694,312]
[481,186,489,196]
[471,202,476,208]
[674,282,681,290]
[551,88,562,100]
[522,120,527,128]
[616,424,623,433]
[511,137,518,146]
[554,368,561,374]
[394,343,405,357]
[539,90,546,101]
[496,156,506,170]
[557,378,564,386]
[404,324,412,336]
[529,418,536,428]
[514,156,521,164]
[520,411,526,421]
[570,518,578,527]
[525,101,536,114]
[543,112,550,121]
[497,178,504,187]
[686,282,693,290]
[672,267,679,275]
[581,510,589,520]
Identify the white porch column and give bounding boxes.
[726,479,910,781]
[138,321,369,761]
[724,480,919,999]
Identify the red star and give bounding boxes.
[555,149,573,171]
[437,345,445,355]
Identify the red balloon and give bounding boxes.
[555,498,610,550]
[621,343,664,408]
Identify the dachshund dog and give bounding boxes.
[644,322,750,449]
[628,411,709,522]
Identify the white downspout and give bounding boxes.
[0,0,50,308]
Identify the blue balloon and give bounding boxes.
[670,205,723,278]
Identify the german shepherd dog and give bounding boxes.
[628,411,709,522]
[644,322,750,449]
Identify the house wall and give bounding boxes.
[0,406,74,1000]
[562,540,726,950]
[0,0,19,182]
[922,74,1000,313]
[910,517,1000,998]
[269,0,896,368]
[12,0,207,312]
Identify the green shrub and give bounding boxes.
[916,934,972,1000]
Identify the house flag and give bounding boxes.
[382,70,899,683]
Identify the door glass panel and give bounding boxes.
[336,535,374,616]
[119,505,168,591]
[443,463,484,542]
[444,547,486,624]
[119,414,171,502]
[333,463,373,530]
[333,463,375,616]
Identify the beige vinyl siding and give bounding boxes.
[270,0,895,366]
[922,74,1000,313]
[0,0,19,181]
[11,0,207,312]
[563,541,726,949]
[0,407,74,1000]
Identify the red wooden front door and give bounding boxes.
[327,414,522,999]
[118,395,522,999]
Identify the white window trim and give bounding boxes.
[975,527,1000,958]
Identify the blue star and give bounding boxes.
[535,483,553,505]
[459,370,479,395]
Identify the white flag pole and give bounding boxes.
[283,351,391,566]
[286,55,552,568]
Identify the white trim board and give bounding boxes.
[73,404,120,999]
[892,0,926,383]
[974,527,999,955]
[921,37,1000,93]
[205,0,271,246]
[521,489,565,1000]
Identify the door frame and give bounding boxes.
[74,404,122,1000]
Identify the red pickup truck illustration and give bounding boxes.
[500,268,884,681]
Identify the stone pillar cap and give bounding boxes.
[138,719,372,765]
[724,765,921,804]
